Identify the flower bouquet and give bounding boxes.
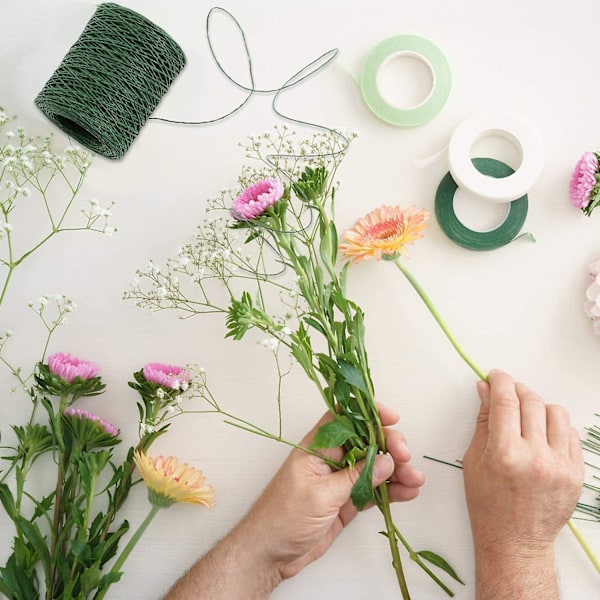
[127,127,464,598]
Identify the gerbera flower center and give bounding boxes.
[368,219,403,242]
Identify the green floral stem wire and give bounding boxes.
[394,259,600,575]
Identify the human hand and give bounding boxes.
[462,370,584,599]
[239,404,425,582]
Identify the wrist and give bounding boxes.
[474,542,557,600]
[222,519,283,597]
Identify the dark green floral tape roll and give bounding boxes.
[35,2,186,159]
[435,157,529,251]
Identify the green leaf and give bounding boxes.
[30,491,55,522]
[417,550,465,584]
[15,517,51,582]
[333,377,350,407]
[310,416,356,449]
[0,482,16,520]
[344,446,367,469]
[71,539,92,564]
[80,564,102,596]
[350,444,377,510]
[302,315,326,337]
[338,359,368,394]
[0,552,39,599]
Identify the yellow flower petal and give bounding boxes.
[339,205,429,264]
[134,450,215,508]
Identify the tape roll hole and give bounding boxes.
[376,52,434,109]
[453,188,510,231]
[469,129,523,174]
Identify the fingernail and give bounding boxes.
[373,454,393,480]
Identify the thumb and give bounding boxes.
[327,453,394,507]
[465,380,491,456]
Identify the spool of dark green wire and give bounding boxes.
[35,2,186,160]
[435,157,530,251]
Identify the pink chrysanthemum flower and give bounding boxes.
[142,363,190,390]
[63,407,120,437]
[133,451,215,508]
[570,151,599,209]
[231,177,284,220]
[48,352,99,383]
[339,205,430,264]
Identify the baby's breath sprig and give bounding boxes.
[0,107,117,305]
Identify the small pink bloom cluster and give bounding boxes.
[570,151,599,209]
[142,362,190,390]
[48,352,99,383]
[231,178,284,220]
[584,258,600,335]
[63,407,119,437]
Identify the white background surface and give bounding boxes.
[1,1,600,598]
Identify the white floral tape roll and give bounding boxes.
[447,111,544,203]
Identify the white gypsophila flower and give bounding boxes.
[156,388,165,399]
[259,338,279,351]
[103,227,116,236]
[38,296,48,306]
[5,130,14,138]
[180,381,189,392]
[282,326,292,336]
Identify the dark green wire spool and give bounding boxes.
[435,157,530,251]
[34,2,186,160]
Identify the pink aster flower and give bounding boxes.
[48,352,99,383]
[63,407,120,437]
[142,362,190,390]
[231,177,284,220]
[570,151,599,209]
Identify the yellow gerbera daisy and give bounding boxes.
[339,205,429,264]
[133,450,215,509]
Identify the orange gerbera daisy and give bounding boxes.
[339,205,430,264]
[133,450,215,509]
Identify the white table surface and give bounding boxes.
[2,1,600,598]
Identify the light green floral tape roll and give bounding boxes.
[360,34,451,127]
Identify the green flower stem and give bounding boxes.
[391,523,455,596]
[393,259,487,382]
[377,483,411,600]
[47,395,68,600]
[96,504,160,600]
[567,518,600,573]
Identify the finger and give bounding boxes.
[487,369,522,448]
[465,379,491,458]
[377,403,400,427]
[389,461,425,488]
[386,481,423,503]
[384,427,411,463]
[517,382,547,443]
[546,404,571,455]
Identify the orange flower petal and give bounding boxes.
[339,205,429,264]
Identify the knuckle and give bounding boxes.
[494,391,519,410]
